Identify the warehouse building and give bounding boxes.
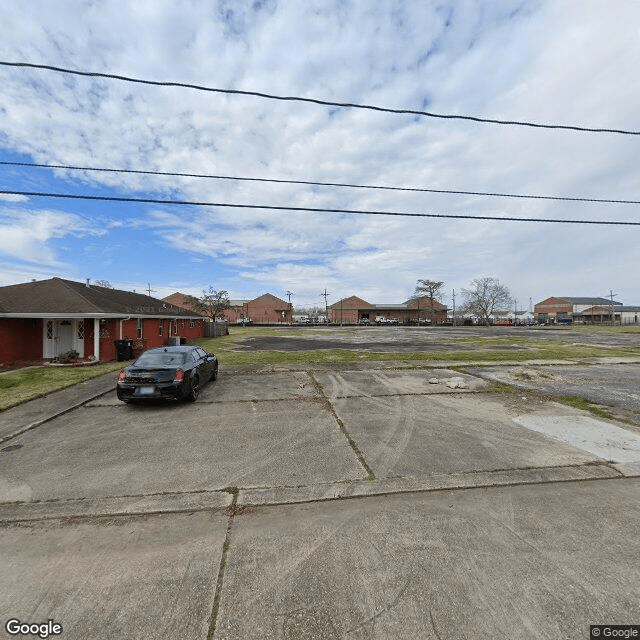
[328,295,447,324]
[534,296,623,324]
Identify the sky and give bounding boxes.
[0,0,639,311]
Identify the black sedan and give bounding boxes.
[116,345,218,403]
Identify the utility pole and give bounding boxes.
[609,289,618,326]
[320,289,329,323]
[452,289,456,327]
[146,283,156,297]
[285,291,293,325]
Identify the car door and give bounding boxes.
[195,347,212,378]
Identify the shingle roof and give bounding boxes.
[0,278,202,318]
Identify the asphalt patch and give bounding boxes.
[238,336,477,352]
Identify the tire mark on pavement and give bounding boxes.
[308,372,375,481]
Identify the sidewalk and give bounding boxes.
[0,371,117,443]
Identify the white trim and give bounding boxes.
[93,318,100,361]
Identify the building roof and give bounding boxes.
[561,297,622,306]
[0,278,203,318]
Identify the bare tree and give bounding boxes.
[412,279,444,322]
[461,277,513,326]
[94,279,113,288]
[194,288,230,320]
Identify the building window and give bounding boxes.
[46,320,53,339]
[159,319,164,336]
[77,321,84,340]
[189,319,195,328]
[137,319,143,339]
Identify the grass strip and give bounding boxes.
[0,362,124,411]
[487,382,615,419]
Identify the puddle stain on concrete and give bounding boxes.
[512,415,640,465]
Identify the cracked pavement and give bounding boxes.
[0,360,639,639]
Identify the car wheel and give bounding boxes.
[185,375,199,402]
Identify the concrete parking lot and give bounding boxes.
[1,358,639,639]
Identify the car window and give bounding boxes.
[190,350,199,363]
[136,352,186,366]
[196,347,207,359]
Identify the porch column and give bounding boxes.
[94,318,100,361]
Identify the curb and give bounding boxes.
[0,386,115,445]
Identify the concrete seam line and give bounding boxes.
[306,371,376,481]
[207,491,237,639]
[0,387,114,444]
[236,474,632,509]
[0,505,229,524]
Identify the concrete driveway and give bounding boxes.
[0,364,638,639]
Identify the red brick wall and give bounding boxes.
[0,316,206,365]
[99,317,206,362]
[534,298,572,316]
[222,306,245,323]
[246,297,291,324]
[0,318,42,365]
[329,307,360,323]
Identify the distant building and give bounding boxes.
[534,297,623,323]
[165,292,292,324]
[328,295,447,324]
[579,305,640,325]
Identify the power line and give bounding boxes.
[2,160,639,206]
[1,60,638,136]
[2,188,639,226]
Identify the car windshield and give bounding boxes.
[135,352,187,367]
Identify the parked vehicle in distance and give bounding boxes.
[358,318,370,325]
[235,317,253,325]
[116,345,218,403]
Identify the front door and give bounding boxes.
[43,320,85,359]
[57,321,74,353]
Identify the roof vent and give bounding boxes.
[86,278,91,288]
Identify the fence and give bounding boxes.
[204,322,229,338]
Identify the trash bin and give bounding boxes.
[114,339,134,361]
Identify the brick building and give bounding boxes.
[165,292,292,324]
[534,297,622,323]
[328,295,447,324]
[0,278,206,366]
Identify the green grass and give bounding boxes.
[191,327,640,366]
[487,382,614,419]
[570,324,640,334]
[0,361,124,411]
[555,396,614,419]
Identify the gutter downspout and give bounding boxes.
[120,317,132,339]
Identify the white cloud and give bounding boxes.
[0,194,28,203]
[0,208,103,265]
[0,1,639,306]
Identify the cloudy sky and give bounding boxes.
[0,1,639,310]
